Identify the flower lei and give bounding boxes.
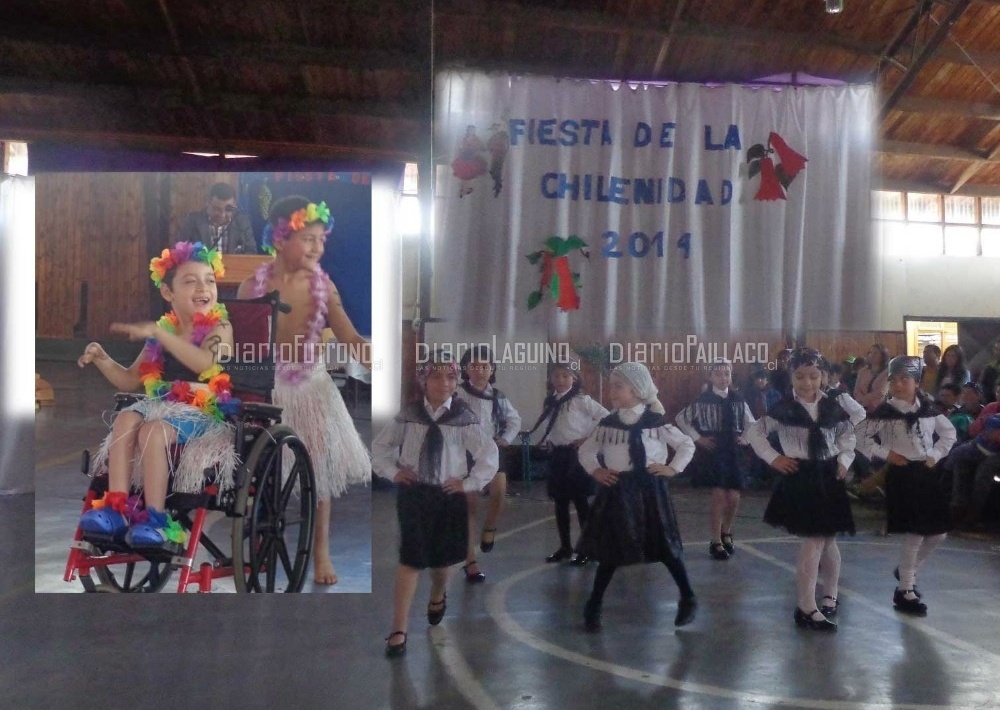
[150,241,224,288]
[261,201,333,256]
[138,303,240,421]
[252,262,328,386]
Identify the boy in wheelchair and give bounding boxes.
[77,241,239,553]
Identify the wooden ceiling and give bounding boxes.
[6,0,1000,194]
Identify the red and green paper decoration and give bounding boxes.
[526,236,589,312]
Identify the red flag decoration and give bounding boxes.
[755,157,786,201]
[747,131,808,201]
[526,236,589,312]
[769,132,808,181]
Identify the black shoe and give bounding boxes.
[546,547,572,563]
[819,596,839,617]
[583,598,602,632]
[385,631,408,657]
[480,527,497,553]
[427,595,447,625]
[794,607,838,632]
[721,532,735,555]
[709,542,730,561]
[675,596,698,627]
[462,563,486,584]
[893,567,921,598]
[568,554,591,566]
[893,588,927,617]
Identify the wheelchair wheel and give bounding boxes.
[232,425,316,593]
[92,560,173,593]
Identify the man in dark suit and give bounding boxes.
[175,182,258,253]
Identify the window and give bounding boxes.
[944,195,975,225]
[944,225,978,256]
[981,227,1000,257]
[907,193,941,223]
[399,162,421,237]
[873,190,904,220]
[2,141,28,176]
[874,189,998,257]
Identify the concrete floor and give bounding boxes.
[7,366,1000,708]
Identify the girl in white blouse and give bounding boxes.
[455,346,522,583]
[372,358,499,657]
[576,362,697,631]
[747,348,856,632]
[526,361,608,565]
[857,355,956,618]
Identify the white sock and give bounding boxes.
[898,534,922,590]
[914,533,946,584]
[818,537,841,601]
[796,537,825,612]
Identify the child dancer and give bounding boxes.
[238,196,371,586]
[372,357,499,657]
[747,348,857,631]
[858,356,956,616]
[527,360,608,565]
[454,346,522,583]
[676,359,755,560]
[577,362,697,630]
[78,242,238,551]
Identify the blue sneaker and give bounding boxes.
[79,491,129,541]
[79,508,129,539]
[125,507,187,552]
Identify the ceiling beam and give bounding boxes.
[0,122,421,163]
[894,96,1000,120]
[879,0,974,119]
[0,76,426,121]
[879,139,986,161]
[874,176,1000,197]
[0,27,424,73]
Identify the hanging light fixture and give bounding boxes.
[825,0,844,13]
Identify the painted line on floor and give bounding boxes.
[739,541,1000,665]
[430,627,501,710]
[485,562,975,710]
[480,516,996,710]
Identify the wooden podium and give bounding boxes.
[218,254,271,296]
[219,254,271,286]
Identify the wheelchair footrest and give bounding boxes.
[168,493,214,511]
[77,534,128,553]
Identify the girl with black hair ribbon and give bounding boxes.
[857,355,956,618]
[526,360,608,565]
[455,346,522,582]
[747,348,857,632]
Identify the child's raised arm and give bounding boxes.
[78,341,144,392]
[111,320,234,377]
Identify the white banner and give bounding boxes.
[434,72,879,338]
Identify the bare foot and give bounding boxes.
[313,555,339,585]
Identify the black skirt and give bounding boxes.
[396,483,469,569]
[576,469,683,566]
[546,445,595,500]
[688,442,750,490]
[885,461,952,536]
[763,458,855,536]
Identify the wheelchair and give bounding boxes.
[64,291,317,593]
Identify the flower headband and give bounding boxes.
[149,241,225,288]
[261,201,333,256]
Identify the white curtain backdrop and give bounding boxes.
[0,174,35,494]
[434,72,879,339]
